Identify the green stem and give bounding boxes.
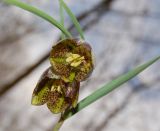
[59,0,66,39]
[4,0,72,38]
[53,120,64,131]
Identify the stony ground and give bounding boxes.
[0,0,160,131]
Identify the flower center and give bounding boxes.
[66,53,84,67]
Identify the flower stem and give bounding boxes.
[53,114,66,131]
[53,120,64,131]
[59,0,66,39]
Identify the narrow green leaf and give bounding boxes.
[60,0,85,40]
[64,55,160,119]
[4,0,72,38]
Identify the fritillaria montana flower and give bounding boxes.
[50,39,94,82]
[32,39,94,114]
[31,67,80,114]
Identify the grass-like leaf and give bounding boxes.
[74,56,160,113]
[60,0,85,40]
[4,0,72,38]
[53,55,160,131]
[65,55,160,118]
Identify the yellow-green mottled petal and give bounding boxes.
[47,92,70,114]
[31,67,59,105]
[64,81,80,108]
[31,84,50,105]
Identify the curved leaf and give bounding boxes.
[4,0,72,38]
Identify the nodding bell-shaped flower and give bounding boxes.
[50,39,94,82]
[31,67,80,114]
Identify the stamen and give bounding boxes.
[51,85,62,93]
[66,53,85,67]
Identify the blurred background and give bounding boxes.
[0,0,160,131]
